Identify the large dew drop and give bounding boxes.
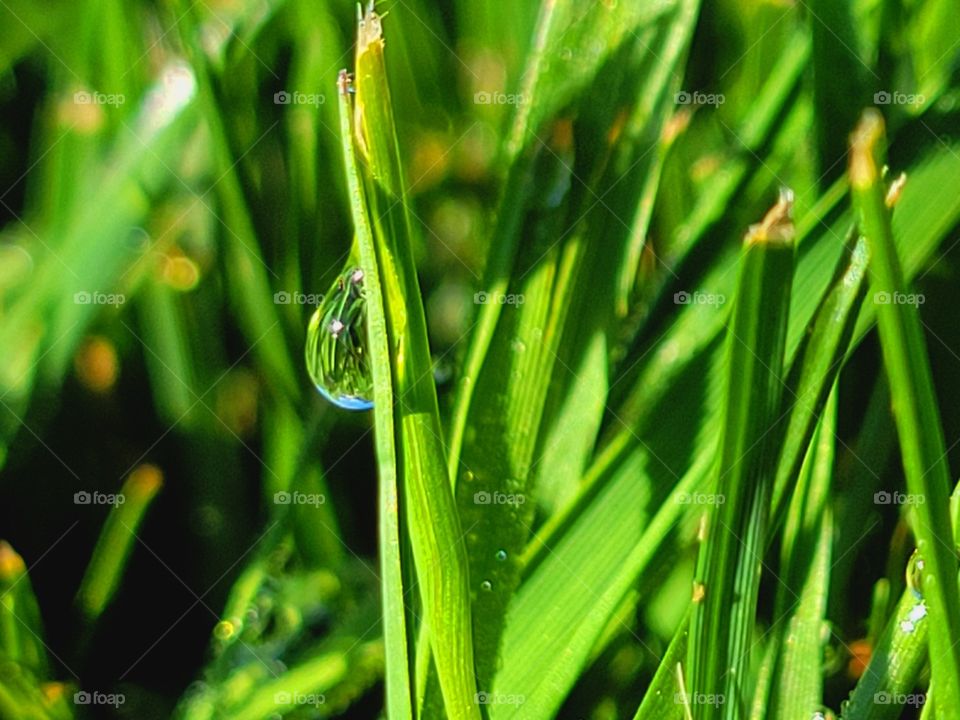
[305,267,374,410]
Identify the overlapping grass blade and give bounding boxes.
[851,109,960,714]
[346,7,479,718]
[686,193,795,719]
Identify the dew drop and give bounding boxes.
[906,549,925,598]
[480,580,493,591]
[305,266,374,410]
[495,550,507,561]
[511,339,526,354]
[213,620,235,641]
[560,47,573,61]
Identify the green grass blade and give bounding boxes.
[687,193,795,719]
[76,465,163,622]
[0,542,48,677]
[348,7,479,718]
[336,58,413,720]
[850,109,960,714]
[769,391,836,718]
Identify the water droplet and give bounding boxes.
[214,620,235,641]
[480,580,493,591]
[495,550,507,561]
[906,549,925,598]
[306,266,373,410]
[511,339,526,354]
[560,47,573,61]
[464,470,475,483]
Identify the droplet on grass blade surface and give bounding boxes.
[906,549,925,599]
[305,266,374,410]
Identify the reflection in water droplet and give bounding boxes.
[906,549,924,599]
[495,550,507,561]
[480,580,493,591]
[306,266,374,410]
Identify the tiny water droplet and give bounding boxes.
[495,550,507,561]
[480,580,493,591]
[213,620,235,641]
[560,47,573,61]
[306,266,373,410]
[511,339,526,353]
[906,549,925,598]
[464,470,475,483]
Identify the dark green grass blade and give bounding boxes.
[851,110,960,714]
[687,194,795,719]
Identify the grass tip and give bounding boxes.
[0,540,26,580]
[850,110,887,189]
[745,187,795,246]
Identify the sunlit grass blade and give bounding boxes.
[75,464,163,622]
[687,192,795,719]
[335,63,413,720]
[850,109,960,714]
[0,542,48,676]
[347,6,479,718]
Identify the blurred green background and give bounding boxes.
[1,0,960,718]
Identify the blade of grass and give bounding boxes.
[687,192,795,719]
[768,390,836,718]
[75,465,163,623]
[850,109,960,714]
[348,6,480,718]
[0,542,48,677]
[335,65,413,720]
